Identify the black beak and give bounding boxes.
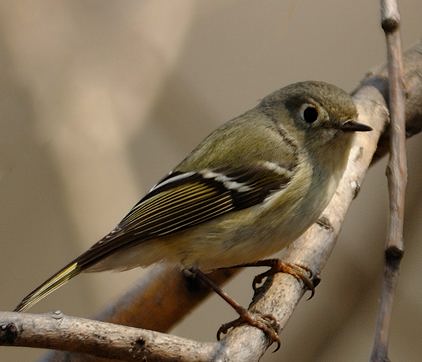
[340,120,372,132]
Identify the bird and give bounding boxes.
[14,80,371,344]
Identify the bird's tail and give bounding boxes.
[14,261,81,312]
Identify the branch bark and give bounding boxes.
[1,41,421,362]
[371,1,407,361]
[0,311,213,361]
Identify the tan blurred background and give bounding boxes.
[0,1,421,361]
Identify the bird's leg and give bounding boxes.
[189,267,281,350]
[227,259,318,299]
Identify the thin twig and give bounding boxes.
[371,1,407,361]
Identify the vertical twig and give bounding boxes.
[371,1,407,361]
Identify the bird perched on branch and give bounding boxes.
[15,81,371,346]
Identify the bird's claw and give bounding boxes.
[217,311,281,352]
[252,261,317,300]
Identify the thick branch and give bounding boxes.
[371,1,407,361]
[0,312,213,362]
[2,41,421,362]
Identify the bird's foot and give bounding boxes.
[252,260,318,299]
[217,308,281,351]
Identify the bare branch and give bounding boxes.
[371,1,407,361]
[2,41,421,362]
[0,311,214,362]
[382,1,407,254]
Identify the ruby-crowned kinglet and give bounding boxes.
[15,81,371,313]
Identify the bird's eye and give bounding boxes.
[302,105,319,124]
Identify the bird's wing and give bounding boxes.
[75,162,293,269]
[14,162,294,312]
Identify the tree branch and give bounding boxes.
[1,41,421,362]
[0,311,213,361]
[371,1,407,361]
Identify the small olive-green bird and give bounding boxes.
[15,81,371,313]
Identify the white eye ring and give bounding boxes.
[300,103,319,124]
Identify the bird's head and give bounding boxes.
[259,81,372,152]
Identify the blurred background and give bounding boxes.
[0,1,421,361]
